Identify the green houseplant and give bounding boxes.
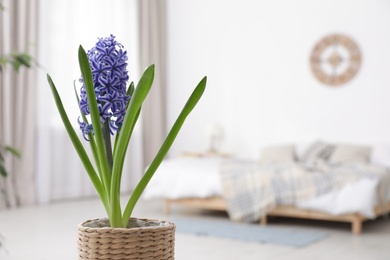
[47,35,206,259]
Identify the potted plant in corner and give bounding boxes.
[47,35,206,259]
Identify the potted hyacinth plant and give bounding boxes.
[47,35,206,259]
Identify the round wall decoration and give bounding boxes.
[310,34,361,86]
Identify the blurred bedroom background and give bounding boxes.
[1,0,390,259]
[3,0,390,207]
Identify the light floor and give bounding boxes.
[0,197,389,260]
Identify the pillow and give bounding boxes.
[259,144,295,164]
[371,144,390,168]
[329,144,371,164]
[295,142,312,159]
[300,140,335,167]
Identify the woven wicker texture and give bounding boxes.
[78,218,175,260]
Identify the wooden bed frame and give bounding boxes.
[164,197,390,234]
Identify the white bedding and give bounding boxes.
[297,178,380,218]
[143,157,390,218]
[143,157,224,199]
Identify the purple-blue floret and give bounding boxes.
[78,35,130,139]
[78,117,94,140]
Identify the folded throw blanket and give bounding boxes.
[219,160,389,222]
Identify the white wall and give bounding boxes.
[165,0,390,159]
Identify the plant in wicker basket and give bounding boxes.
[47,35,206,259]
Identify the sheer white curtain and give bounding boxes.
[36,0,143,203]
[0,0,39,208]
[138,0,168,166]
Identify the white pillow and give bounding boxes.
[329,144,371,164]
[371,144,390,168]
[296,143,310,159]
[259,144,296,164]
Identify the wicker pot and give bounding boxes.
[77,218,175,260]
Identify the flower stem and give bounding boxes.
[102,120,113,173]
[102,120,121,227]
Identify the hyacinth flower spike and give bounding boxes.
[47,35,206,227]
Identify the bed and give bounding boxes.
[143,141,390,234]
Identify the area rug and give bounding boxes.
[174,218,328,248]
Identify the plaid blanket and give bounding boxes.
[219,160,390,222]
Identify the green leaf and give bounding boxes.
[126,82,135,99]
[110,65,155,227]
[113,105,141,198]
[0,145,21,179]
[73,80,102,180]
[0,53,31,73]
[12,59,21,72]
[9,53,31,72]
[0,56,7,66]
[122,76,207,225]
[4,146,21,158]
[78,45,112,196]
[14,53,32,68]
[0,163,7,177]
[113,82,135,152]
[47,73,110,216]
[0,57,6,73]
[0,151,7,176]
[112,65,154,169]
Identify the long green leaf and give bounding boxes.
[113,81,135,154]
[110,65,155,227]
[122,76,207,225]
[4,146,21,158]
[126,82,135,100]
[0,163,7,177]
[47,74,110,216]
[78,46,112,196]
[112,66,154,170]
[114,106,141,199]
[74,81,102,181]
